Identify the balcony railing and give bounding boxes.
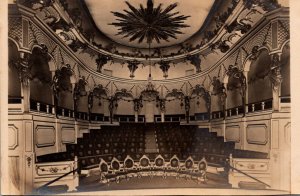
[212,99,273,120]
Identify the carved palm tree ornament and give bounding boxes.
[110,0,190,44]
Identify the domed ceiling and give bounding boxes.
[84,0,215,48]
[20,0,284,81]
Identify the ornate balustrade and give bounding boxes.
[77,154,209,185]
[211,99,274,120]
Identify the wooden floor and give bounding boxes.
[40,172,290,195]
[76,172,231,192]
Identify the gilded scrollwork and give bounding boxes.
[268,54,282,92]
[11,53,31,86]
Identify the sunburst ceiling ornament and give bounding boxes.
[109,0,191,44]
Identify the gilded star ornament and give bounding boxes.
[109,0,190,44]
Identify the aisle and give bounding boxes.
[144,125,159,153]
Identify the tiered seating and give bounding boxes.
[75,124,145,169]
[37,123,146,169]
[155,123,234,166]
[36,122,268,185]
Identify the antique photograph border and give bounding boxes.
[1,0,300,195]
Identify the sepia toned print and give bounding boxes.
[2,0,296,195]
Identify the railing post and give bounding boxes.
[229,109,232,117]
[52,106,55,115]
[236,108,239,116]
[37,102,40,112]
[69,110,71,117]
[261,101,265,110]
[229,153,233,172]
[72,111,75,118]
[62,108,65,116]
[46,104,49,113]
[252,104,255,112]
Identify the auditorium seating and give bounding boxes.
[36,123,268,185]
[155,123,235,166]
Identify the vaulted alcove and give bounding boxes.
[248,49,273,104]
[8,40,21,98]
[29,47,53,104]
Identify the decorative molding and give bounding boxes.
[10,3,290,92]
[225,125,240,142]
[186,54,201,73]
[109,0,190,44]
[127,60,140,78]
[246,124,268,145]
[35,163,72,176]
[8,124,19,150]
[26,154,33,168]
[35,125,56,148]
[158,61,171,79]
[212,126,223,136]
[268,53,282,92]
[25,121,33,152]
[61,127,76,144]
[95,54,111,73]
[284,122,291,147]
[234,160,269,172]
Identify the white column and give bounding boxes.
[243,71,249,113]
[161,112,165,122]
[135,111,138,122]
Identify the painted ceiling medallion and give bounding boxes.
[109,0,190,44]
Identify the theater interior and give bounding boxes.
[5,0,292,195]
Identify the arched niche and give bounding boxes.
[8,40,21,98]
[90,85,107,114]
[190,85,211,114]
[29,47,53,104]
[115,100,134,115]
[226,80,242,109]
[211,95,222,112]
[280,44,290,97]
[247,49,272,104]
[75,77,88,112]
[194,96,208,113]
[57,66,73,109]
[209,80,223,112]
[164,99,185,115]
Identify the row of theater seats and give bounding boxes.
[155,124,234,165]
[97,154,208,184]
[36,123,268,171]
[69,125,146,159]
[37,124,146,163]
